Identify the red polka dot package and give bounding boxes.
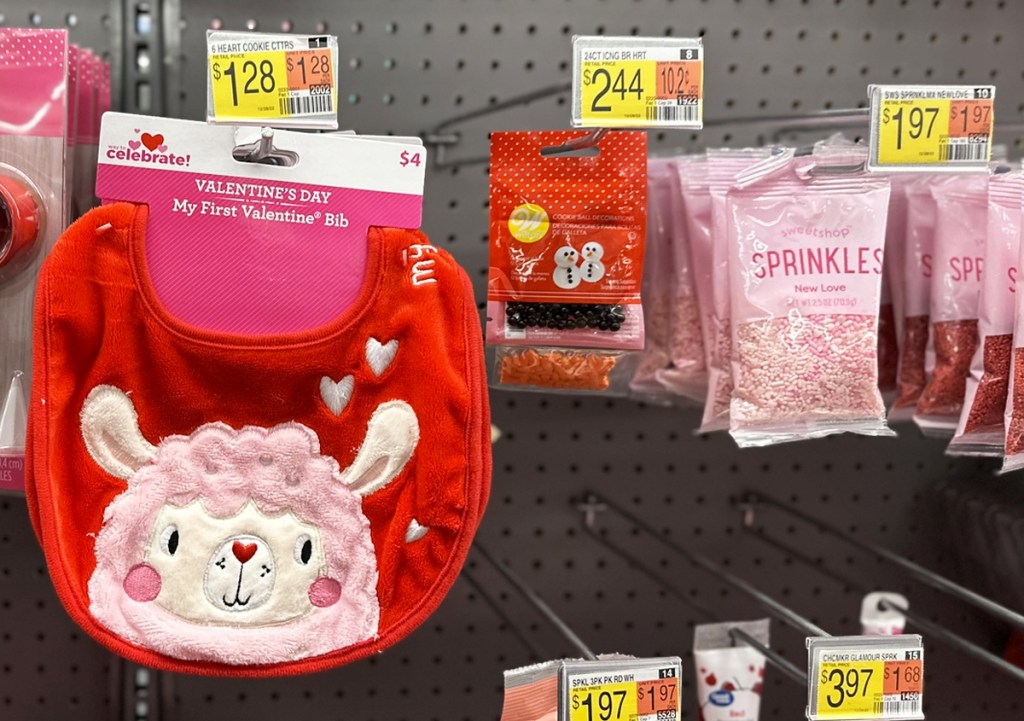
[951,170,1022,455]
[487,131,647,393]
[890,177,941,421]
[914,175,989,435]
[725,148,894,447]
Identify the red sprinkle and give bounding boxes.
[877,303,898,392]
[963,333,1012,434]
[893,315,929,410]
[916,320,978,417]
[1005,347,1024,455]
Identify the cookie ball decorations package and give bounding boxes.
[725,148,894,447]
[950,170,1021,455]
[487,130,647,394]
[914,174,989,435]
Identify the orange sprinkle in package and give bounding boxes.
[487,130,647,393]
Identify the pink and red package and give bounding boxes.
[914,174,989,435]
[951,170,1022,455]
[725,148,893,446]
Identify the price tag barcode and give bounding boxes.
[207,31,338,129]
[561,657,682,721]
[807,636,924,721]
[867,85,994,172]
[572,36,703,128]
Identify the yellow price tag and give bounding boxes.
[210,52,290,120]
[815,660,885,718]
[569,682,637,721]
[207,32,338,127]
[573,37,703,128]
[869,85,994,169]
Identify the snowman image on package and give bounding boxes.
[580,241,606,283]
[553,246,582,289]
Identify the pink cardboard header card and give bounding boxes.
[97,113,425,335]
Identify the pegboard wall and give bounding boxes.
[2,1,1024,720]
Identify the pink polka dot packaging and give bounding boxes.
[950,170,1021,456]
[914,174,989,436]
[725,148,894,447]
[487,131,648,393]
[693,619,770,721]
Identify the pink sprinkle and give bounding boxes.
[732,314,886,426]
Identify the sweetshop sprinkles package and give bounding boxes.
[890,177,941,421]
[914,174,989,435]
[951,170,1022,455]
[678,149,774,433]
[662,156,707,400]
[487,130,647,393]
[725,149,894,447]
[879,176,911,399]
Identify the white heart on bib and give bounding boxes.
[319,375,355,415]
[405,518,429,543]
[365,338,399,376]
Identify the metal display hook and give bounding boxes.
[473,543,598,661]
[742,491,1024,631]
[580,492,830,639]
[580,522,806,686]
[461,568,549,661]
[741,526,1024,684]
[232,127,299,166]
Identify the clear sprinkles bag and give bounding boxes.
[950,170,1021,456]
[679,149,773,433]
[914,174,989,435]
[725,148,894,447]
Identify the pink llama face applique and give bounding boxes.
[79,385,420,665]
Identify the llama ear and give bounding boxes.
[80,385,157,480]
[340,400,419,497]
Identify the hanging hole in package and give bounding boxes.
[487,129,647,394]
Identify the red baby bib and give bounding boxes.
[27,202,490,676]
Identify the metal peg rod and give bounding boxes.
[744,528,1024,684]
[745,491,1024,631]
[582,525,718,622]
[461,569,549,661]
[589,492,830,639]
[474,543,598,661]
[583,525,805,686]
[727,627,806,687]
